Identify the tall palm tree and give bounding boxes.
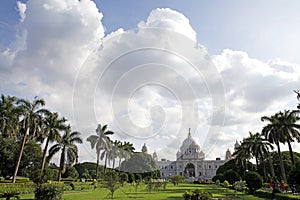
[86,124,113,178]
[278,110,300,165]
[40,112,67,172]
[232,140,252,173]
[0,94,19,138]
[48,125,82,181]
[261,112,287,181]
[107,140,122,169]
[243,132,275,180]
[12,96,48,183]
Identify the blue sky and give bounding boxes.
[2,0,300,62]
[0,0,300,163]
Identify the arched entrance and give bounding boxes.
[184,163,195,177]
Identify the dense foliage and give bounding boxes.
[34,184,63,200]
[223,169,241,184]
[243,171,263,194]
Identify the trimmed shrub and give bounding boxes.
[223,170,240,184]
[212,173,224,183]
[243,171,263,194]
[34,184,63,200]
[223,180,230,188]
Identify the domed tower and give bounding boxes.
[225,149,232,160]
[234,140,240,151]
[141,143,148,153]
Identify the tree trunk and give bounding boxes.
[96,152,100,180]
[12,128,29,183]
[276,143,286,182]
[287,140,295,165]
[104,153,108,174]
[112,158,115,170]
[58,147,65,182]
[267,154,275,179]
[41,138,50,172]
[262,159,267,181]
[255,156,259,171]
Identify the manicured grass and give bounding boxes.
[18,183,265,199]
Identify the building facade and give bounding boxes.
[153,129,235,180]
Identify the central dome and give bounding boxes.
[180,129,199,152]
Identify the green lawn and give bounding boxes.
[18,183,265,200]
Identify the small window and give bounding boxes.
[170,165,173,169]
[209,165,211,169]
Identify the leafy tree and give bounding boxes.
[243,171,263,194]
[287,160,300,185]
[0,135,18,177]
[19,141,43,178]
[216,159,255,177]
[212,173,225,183]
[128,173,135,183]
[48,126,82,181]
[104,171,119,200]
[86,124,113,178]
[12,96,49,183]
[120,152,158,174]
[74,162,100,179]
[223,169,241,184]
[62,165,79,179]
[170,175,184,186]
[119,173,128,186]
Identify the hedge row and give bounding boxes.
[255,190,300,200]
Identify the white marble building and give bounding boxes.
[151,129,238,180]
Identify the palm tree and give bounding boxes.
[261,112,287,181]
[243,132,275,180]
[48,125,82,181]
[294,90,300,110]
[12,96,48,183]
[232,140,252,173]
[0,94,19,138]
[107,140,122,169]
[40,112,67,172]
[278,110,300,165]
[86,124,114,179]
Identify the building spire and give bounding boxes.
[188,128,191,138]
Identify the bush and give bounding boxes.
[223,180,230,188]
[243,171,263,194]
[169,175,183,186]
[223,170,241,184]
[183,189,212,200]
[119,173,128,187]
[287,161,300,185]
[233,180,247,191]
[212,173,224,183]
[34,184,63,200]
